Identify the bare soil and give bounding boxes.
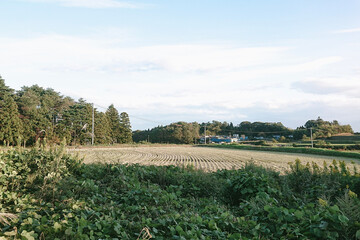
[69,145,360,173]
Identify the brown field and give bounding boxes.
[69,145,360,173]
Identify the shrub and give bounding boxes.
[219,164,279,205]
[2,147,360,239]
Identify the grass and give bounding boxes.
[202,144,360,160]
[0,213,18,226]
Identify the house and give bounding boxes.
[200,136,210,143]
[272,135,281,140]
[210,136,238,144]
[238,135,248,141]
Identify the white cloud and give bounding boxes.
[1,34,359,130]
[22,0,138,8]
[333,28,360,34]
[293,77,360,97]
[0,35,288,75]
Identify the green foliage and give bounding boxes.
[119,112,132,143]
[305,143,360,151]
[134,118,355,144]
[220,168,279,205]
[0,77,133,146]
[204,144,360,160]
[252,140,269,146]
[106,104,122,144]
[2,148,360,239]
[328,135,360,144]
[305,117,353,138]
[94,112,112,144]
[133,122,200,144]
[16,85,75,145]
[61,99,92,145]
[237,121,292,138]
[336,189,360,238]
[0,93,23,146]
[0,77,23,147]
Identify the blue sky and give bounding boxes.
[1,0,360,131]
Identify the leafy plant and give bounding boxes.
[1,147,360,239]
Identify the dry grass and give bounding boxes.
[69,145,360,173]
[137,227,152,240]
[0,213,18,226]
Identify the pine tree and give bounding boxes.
[119,112,132,143]
[106,104,122,144]
[17,87,44,145]
[0,95,23,146]
[0,76,14,96]
[61,99,92,145]
[16,85,75,145]
[0,77,23,146]
[94,112,112,144]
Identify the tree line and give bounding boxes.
[133,118,354,144]
[0,76,132,146]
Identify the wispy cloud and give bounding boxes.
[0,34,287,74]
[1,34,358,130]
[333,28,360,34]
[22,0,139,8]
[292,77,360,97]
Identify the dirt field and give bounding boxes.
[69,145,360,173]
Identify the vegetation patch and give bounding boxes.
[1,147,360,239]
[202,144,360,160]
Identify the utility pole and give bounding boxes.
[92,103,94,145]
[310,127,313,148]
[204,124,207,144]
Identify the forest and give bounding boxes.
[133,119,353,144]
[0,77,132,146]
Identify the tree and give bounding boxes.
[119,112,132,143]
[61,99,92,145]
[293,127,308,140]
[0,95,23,146]
[16,85,75,145]
[0,76,15,96]
[17,87,46,145]
[106,104,122,144]
[0,77,23,146]
[133,122,200,144]
[303,117,353,139]
[94,112,112,144]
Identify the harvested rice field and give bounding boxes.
[69,145,360,173]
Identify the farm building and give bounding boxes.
[210,136,238,143]
[200,135,248,143]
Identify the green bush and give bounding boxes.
[1,148,360,239]
[202,144,360,159]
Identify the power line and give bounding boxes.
[93,103,165,126]
[129,115,165,125]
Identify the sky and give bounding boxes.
[1,0,360,131]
